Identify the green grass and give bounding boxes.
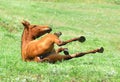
[0,0,120,82]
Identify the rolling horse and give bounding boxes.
[21,20,104,63]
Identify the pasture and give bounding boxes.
[0,0,120,82]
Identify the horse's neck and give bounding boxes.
[21,28,34,60]
[21,29,33,49]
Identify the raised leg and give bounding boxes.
[41,47,104,63]
[70,47,104,58]
[58,36,86,46]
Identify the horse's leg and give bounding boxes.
[58,36,86,46]
[61,47,104,60]
[54,32,86,44]
[70,47,104,58]
[42,47,104,63]
[56,47,69,55]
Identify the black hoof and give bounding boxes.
[98,47,104,53]
[63,48,69,55]
[78,36,86,43]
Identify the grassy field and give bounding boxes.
[0,0,120,82]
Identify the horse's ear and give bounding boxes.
[21,20,30,28]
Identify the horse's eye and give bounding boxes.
[33,25,37,27]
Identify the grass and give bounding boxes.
[0,0,120,82]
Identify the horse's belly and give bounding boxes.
[26,42,54,58]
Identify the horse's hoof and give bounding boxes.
[63,48,69,55]
[78,36,86,43]
[98,47,104,53]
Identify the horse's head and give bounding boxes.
[22,20,52,39]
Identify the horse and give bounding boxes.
[21,20,104,63]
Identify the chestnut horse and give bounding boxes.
[21,20,104,63]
